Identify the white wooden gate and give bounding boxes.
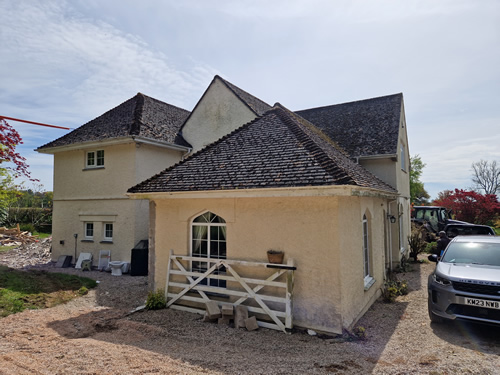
[165,250,296,333]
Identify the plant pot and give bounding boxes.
[267,250,284,264]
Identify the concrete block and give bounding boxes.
[234,305,249,328]
[205,301,221,319]
[245,316,259,331]
[218,316,232,325]
[221,304,234,316]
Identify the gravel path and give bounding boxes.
[0,255,499,374]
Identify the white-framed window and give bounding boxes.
[86,150,104,168]
[191,211,227,288]
[84,222,94,240]
[363,214,370,278]
[400,143,406,171]
[363,213,375,289]
[103,223,113,241]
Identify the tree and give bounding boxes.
[433,189,500,226]
[410,155,430,205]
[0,118,34,180]
[471,160,500,195]
[1,118,37,225]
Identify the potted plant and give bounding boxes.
[267,249,284,264]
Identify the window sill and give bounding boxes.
[100,240,113,244]
[364,276,375,291]
[81,239,94,243]
[83,166,105,171]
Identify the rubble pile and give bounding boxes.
[0,226,52,269]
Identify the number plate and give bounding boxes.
[464,297,500,310]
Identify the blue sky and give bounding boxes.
[1,0,499,199]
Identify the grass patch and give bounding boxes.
[0,245,16,253]
[0,265,97,317]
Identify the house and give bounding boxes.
[38,75,410,334]
[36,93,191,263]
[35,76,273,264]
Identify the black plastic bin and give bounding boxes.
[130,240,148,276]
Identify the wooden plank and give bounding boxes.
[166,261,221,307]
[172,255,291,269]
[165,251,296,334]
[169,269,287,288]
[171,257,210,302]
[168,282,287,303]
[165,249,173,301]
[233,269,286,306]
[225,263,286,332]
[169,304,205,315]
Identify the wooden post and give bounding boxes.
[165,249,173,301]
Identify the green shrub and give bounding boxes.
[408,224,427,261]
[426,242,437,254]
[19,223,36,233]
[145,289,166,310]
[382,279,409,303]
[352,326,366,340]
[78,286,89,296]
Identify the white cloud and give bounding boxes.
[0,0,218,123]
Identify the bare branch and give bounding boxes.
[471,160,500,195]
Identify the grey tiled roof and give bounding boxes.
[128,105,396,194]
[217,76,272,116]
[37,93,190,150]
[296,93,403,158]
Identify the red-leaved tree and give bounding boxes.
[433,189,500,225]
[0,117,34,180]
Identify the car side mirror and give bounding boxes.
[428,254,439,263]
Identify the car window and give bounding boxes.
[441,242,500,266]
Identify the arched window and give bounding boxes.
[191,212,226,288]
[363,214,370,279]
[362,212,375,289]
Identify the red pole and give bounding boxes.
[0,115,70,130]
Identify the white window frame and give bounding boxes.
[103,222,113,241]
[190,212,227,288]
[363,214,375,289]
[84,222,94,240]
[400,143,406,171]
[86,150,104,168]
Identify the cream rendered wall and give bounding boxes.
[338,196,387,328]
[396,107,411,262]
[150,194,386,334]
[51,141,185,265]
[181,78,258,152]
[358,105,412,267]
[359,158,396,188]
[52,199,137,263]
[134,144,185,245]
[54,143,136,200]
[134,143,184,183]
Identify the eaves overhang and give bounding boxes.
[36,136,191,154]
[357,153,398,162]
[127,185,398,201]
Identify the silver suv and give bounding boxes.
[428,236,500,325]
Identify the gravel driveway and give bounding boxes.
[0,256,499,374]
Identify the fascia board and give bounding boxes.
[36,136,190,154]
[127,185,397,200]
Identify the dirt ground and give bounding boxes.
[0,252,499,374]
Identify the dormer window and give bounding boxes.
[86,150,104,168]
